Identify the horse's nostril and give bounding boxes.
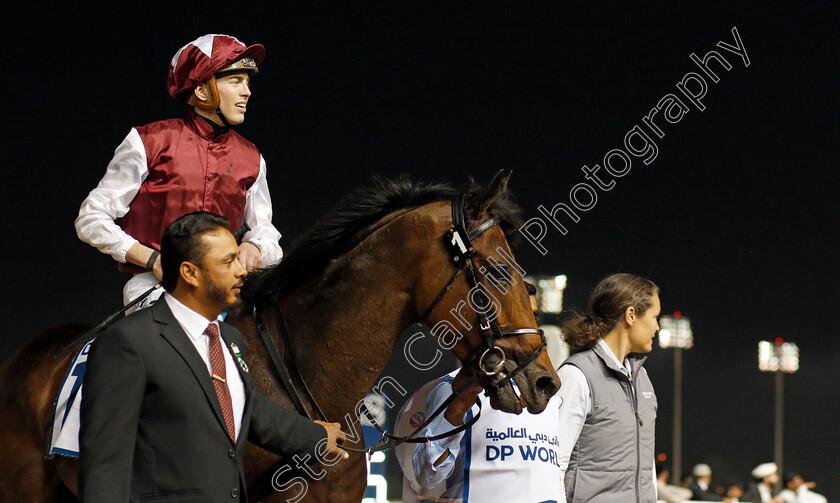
[536,375,559,397]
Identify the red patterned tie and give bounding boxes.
[206,323,236,442]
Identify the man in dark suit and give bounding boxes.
[742,463,783,503]
[690,463,723,501]
[79,211,347,502]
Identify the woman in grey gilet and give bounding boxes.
[556,273,660,503]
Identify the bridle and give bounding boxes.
[415,193,546,396]
[253,194,546,454]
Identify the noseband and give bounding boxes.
[416,194,547,396]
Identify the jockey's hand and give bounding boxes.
[238,242,262,271]
[152,255,163,280]
[314,420,350,460]
[126,242,163,280]
[444,367,483,426]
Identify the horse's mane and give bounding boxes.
[244,174,522,307]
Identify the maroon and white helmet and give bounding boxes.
[167,34,265,108]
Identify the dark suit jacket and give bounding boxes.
[741,482,774,503]
[79,299,327,503]
[690,481,723,501]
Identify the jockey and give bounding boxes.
[75,34,282,311]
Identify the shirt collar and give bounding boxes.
[597,339,633,379]
[164,293,223,343]
[186,111,229,141]
[199,113,230,138]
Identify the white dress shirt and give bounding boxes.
[410,372,476,489]
[779,486,828,503]
[758,484,773,502]
[164,294,246,438]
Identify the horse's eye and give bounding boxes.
[488,264,514,285]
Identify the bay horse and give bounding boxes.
[0,170,560,502]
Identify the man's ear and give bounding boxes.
[624,306,636,326]
[180,262,201,288]
[193,83,210,104]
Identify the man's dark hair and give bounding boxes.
[160,211,230,291]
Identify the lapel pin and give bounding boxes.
[230,342,249,373]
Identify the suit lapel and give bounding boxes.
[153,301,232,443]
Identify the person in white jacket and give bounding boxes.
[395,283,565,503]
[657,464,692,503]
[778,471,827,503]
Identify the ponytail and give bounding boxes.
[562,273,659,351]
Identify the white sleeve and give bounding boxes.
[242,155,283,265]
[411,379,473,489]
[642,367,657,494]
[653,465,658,500]
[75,129,148,263]
[555,364,591,497]
[800,487,828,503]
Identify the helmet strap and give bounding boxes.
[215,107,232,128]
[188,77,232,128]
[188,77,221,110]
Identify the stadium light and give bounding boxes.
[658,314,692,485]
[526,274,569,366]
[658,315,693,349]
[758,340,799,373]
[533,274,567,314]
[758,339,799,491]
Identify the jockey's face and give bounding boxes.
[215,71,252,125]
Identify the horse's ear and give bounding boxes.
[468,169,512,217]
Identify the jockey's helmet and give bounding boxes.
[167,34,264,110]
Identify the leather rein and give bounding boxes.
[254,195,546,454]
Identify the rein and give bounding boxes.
[254,195,545,454]
[54,283,162,359]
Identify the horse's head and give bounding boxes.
[415,170,560,414]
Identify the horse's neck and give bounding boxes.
[280,203,450,419]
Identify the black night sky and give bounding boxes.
[2,2,838,500]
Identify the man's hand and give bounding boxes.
[238,242,262,271]
[314,420,349,460]
[443,368,483,426]
[431,368,482,467]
